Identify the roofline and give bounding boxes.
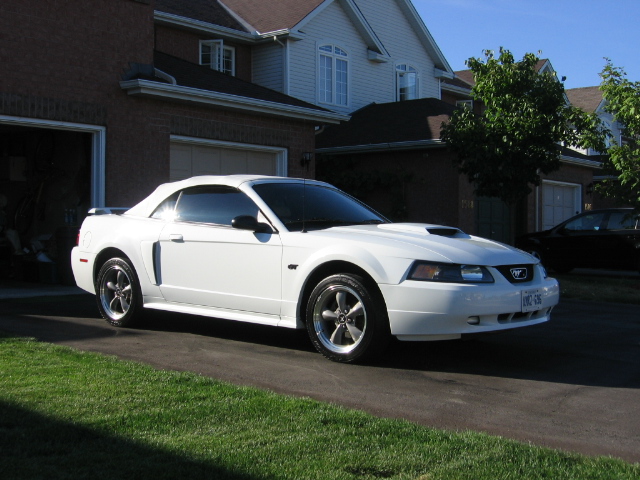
[155,10,309,43]
[120,79,349,124]
[396,0,453,74]
[560,154,601,168]
[316,139,445,154]
[154,11,256,42]
[317,142,604,165]
[440,82,472,97]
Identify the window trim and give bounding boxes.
[200,39,236,76]
[318,43,349,107]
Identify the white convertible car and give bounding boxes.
[72,175,559,362]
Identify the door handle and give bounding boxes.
[169,234,184,242]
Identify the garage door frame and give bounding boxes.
[170,135,288,178]
[0,115,106,207]
[539,180,581,230]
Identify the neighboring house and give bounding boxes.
[565,85,629,210]
[565,86,624,158]
[439,62,604,236]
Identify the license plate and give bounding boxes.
[521,289,542,312]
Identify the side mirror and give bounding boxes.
[231,215,272,233]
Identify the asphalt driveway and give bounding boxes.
[0,293,638,463]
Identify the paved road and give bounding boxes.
[1,293,638,463]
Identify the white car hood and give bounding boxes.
[310,223,532,266]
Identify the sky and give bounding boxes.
[412,0,640,90]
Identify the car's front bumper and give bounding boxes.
[380,273,559,341]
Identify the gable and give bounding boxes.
[354,0,450,74]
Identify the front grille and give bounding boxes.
[495,264,534,284]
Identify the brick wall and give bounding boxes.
[2,0,317,207]
[154,25,252,82]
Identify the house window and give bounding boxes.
[456,99,474,110]
[319,44,348,106]
[200,40,235,75]
[396,64,418,101]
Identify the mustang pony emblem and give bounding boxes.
[510,268,528,280]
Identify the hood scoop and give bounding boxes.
[377,223,464,237]
[426,227,462,237]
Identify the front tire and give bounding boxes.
[96,257,142,327]
[306,274,389,363]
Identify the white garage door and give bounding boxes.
[542,182,580,230]
[170,141,282,182]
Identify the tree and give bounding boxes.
[598,61,640,209]
[441,48,607,205]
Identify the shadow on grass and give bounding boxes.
[0,401,260,480]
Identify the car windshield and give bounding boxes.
[253,182,388,232]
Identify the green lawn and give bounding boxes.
[554,272,640,304]
[1,334,637,479]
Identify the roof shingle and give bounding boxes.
[220,0,324,33]
[566,86,603,113]
[156,0,247,32]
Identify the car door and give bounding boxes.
[156,185,283,316]
[545,211,608,268]
[600,210,640,269]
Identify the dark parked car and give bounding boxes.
[516,208,640,273]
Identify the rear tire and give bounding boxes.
[306,274,390,363]
[96,257,142,327]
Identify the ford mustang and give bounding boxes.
[72,175,559,363]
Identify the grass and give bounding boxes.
[1,334,638,479]
[554,272,640,304]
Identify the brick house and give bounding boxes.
[0,0,608,283]
[0,0,345,278]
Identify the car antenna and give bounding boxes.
[300,152,313,233]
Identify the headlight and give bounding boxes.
[408,262,494,283]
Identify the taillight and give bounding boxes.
[76,230,81,246]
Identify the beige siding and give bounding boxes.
[252,43,285,92]
[284,0,443,114]
[353,0,440,98]
[288,1,394,114]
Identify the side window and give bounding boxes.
[173,186,258,226]
[200,40,235,75]
[606,211,639,230]
[564,212,606,231]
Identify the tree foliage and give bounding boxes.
[441,48,607,204]
[598,61,640,209]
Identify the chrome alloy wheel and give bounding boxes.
[312,285,368,354]
[98,264,133,320]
